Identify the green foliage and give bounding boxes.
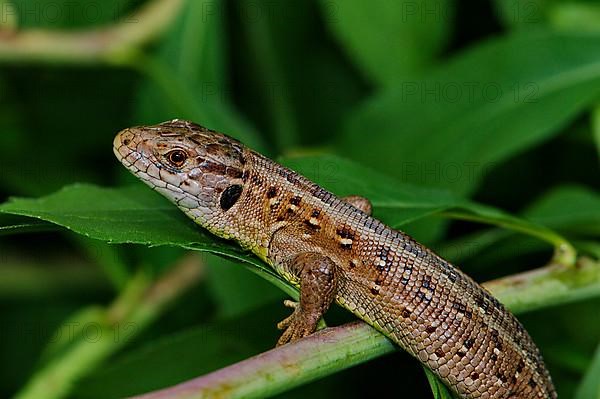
[0,0,599,398]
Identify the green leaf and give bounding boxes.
[549,2,600,33]
[0,214,56,235]
[231,0,365,149]
[575,342,600,399]
[492,0,546,29]
[338,31,600,195]
[424,367,459,399]
[525,185,600,237]
[320,0,453,85]
[593,104,600,159]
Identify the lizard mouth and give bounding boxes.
[113,128,153,175]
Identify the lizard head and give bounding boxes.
[113,119,248,227]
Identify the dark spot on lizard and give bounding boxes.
[516,359,525,373]
[267,186,278,198]
[290,196,301,205]
[220,184,243,211]
[401,308,411,318]
[471,373,479,380]
[464,338,475,349]
[304,219,321,231]
[426,325,436,334]
[311,210,320,217]
[435,349,445,358]
[337,228,354,239]
[337,227,354,249]
[370,287,379,295]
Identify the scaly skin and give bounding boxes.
[113,119,557,399]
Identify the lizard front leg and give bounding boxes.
[276,252,338,346]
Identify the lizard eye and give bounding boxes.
[166,149,188,167]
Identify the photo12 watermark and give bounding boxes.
[399,81,540,104]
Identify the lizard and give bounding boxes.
[113,119,557,399]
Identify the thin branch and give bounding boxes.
[130,257,600,399]
[0,0,183,64]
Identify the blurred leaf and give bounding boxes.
[525,185,600,237]
[231,0,364,149]
[134,0,265,151]
[593,104,600,159]
[205,256,284,319]
[320,0,452,85]
[549,2,600,33]
[493,0,546,29]
[339,31,600,195]
[231,0,299,148]
[424,367,459,399]
[575,342,600,399]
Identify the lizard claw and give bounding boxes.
[283,299,299,309]
[276,301,318,346]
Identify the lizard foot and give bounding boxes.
[276,300,319,346]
